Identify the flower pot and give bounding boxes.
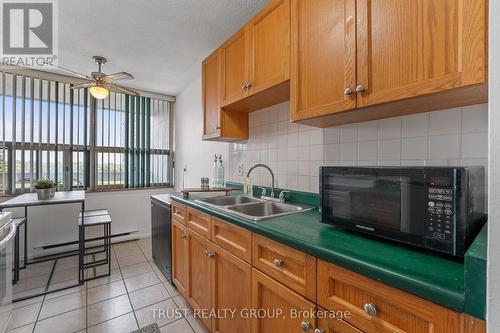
[35,188,51,200]
[50,187,55,197]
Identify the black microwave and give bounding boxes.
[320,167,486,257]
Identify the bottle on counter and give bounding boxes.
[217,154,225,188]
[211,155,219,188]
[244,176,253,196]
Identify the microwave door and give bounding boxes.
[400,178,411,233]
[329,190,351,220]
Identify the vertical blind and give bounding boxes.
[0,71,173,195]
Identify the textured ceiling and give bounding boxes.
[56,0,270,95]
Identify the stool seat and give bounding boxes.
[79,214,111,226]
[79,209,109,218]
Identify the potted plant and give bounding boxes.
[33,179,55,200]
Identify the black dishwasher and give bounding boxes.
[151,195,172,282]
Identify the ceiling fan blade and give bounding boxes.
[47,64,92,79]
[103,72,134,83]
[107,84,139,96]
[70,82,96,89]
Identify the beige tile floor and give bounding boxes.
[8,238,208,333]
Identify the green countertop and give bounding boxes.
[170,190,486,319]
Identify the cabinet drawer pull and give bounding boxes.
[180,234,187,239]
[204,250,214,258]
[300,320,312,332]
[364,303,377,316]
[273,258,283,268]
[355,84,365,93]
[344,87,353,95]
[313,329,324,333]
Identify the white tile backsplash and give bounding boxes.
[227,102,488,194]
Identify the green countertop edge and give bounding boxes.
[173,184,486,319]
[464,223,487,320]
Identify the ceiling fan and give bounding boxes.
[65,56,139,99]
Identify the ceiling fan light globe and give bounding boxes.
[90,86,109,99]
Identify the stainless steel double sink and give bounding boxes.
[195,195,314,221]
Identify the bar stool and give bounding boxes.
[11,217,26,284]
[78,209,112,282]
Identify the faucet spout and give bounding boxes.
[247,163,275,198]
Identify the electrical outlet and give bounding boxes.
[237,162,244,176]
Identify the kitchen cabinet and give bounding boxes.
[172,203,485,333]
[252,268,316,333]
[291,0,488,126]
[216,0,290,116]
[290,0,357,121]
[187,229,213,329]
[212,244,252,333]
[317,260,463,333]
[202,49,249,141]
[252,234,316,301]
[172,220,189,296]
[247,0,290,96]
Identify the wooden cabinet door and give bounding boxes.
[290,0,357,121]
[316,315,364,333]
[356,0,487,107]
[172,220,189,296]
[212,244,252,333]
[187,229,212,329]
[247,0,290,95]
[252,268,316,333]
[221,27,249,106]
[203,49,221,138]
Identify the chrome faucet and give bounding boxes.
[247,164,275,198]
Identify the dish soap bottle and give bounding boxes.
[244,176,253,196]
[217,154,225,188]
[211,154,219,188]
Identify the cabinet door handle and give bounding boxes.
[215,125,220,130]
[313,329,324,333]
[204,250,214,258]
[180,234,187,239]
[300,321,312,332]
[344,87,353,95]
[364,303,377,316]
[355,85,365,93]
[246,82,252,89]
[274,258,283,268]
[241,83,247,90]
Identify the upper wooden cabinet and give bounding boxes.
[247,0,290,96]
[202,49,249,141]
[291,0,357,121]
[355,0,487,108]
[221,28,249,106]
[291,0,488,126]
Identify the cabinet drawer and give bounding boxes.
[317,312,364,333]
[172,202,187,224]
[252,234,316,301]
[211,217,252,263]
[186,208,212,238]
[317,260,462,333]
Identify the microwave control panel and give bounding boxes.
[425,187,454,241]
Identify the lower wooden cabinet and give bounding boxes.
[172,204,485,333]
[187,229,213,329]
[212,244,252,333]
[316,314,364,333]
[172,220,189,296]
[251,268,316,333]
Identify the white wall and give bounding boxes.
[488,0,500,330]
[228,102,488,199]
[174,77,228,190]
[2,187,172,258]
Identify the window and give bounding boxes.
[0,70,174,195]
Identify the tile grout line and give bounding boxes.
[114,242,141,329]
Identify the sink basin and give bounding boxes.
[196,195,261,206]
[226,201,314,221]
